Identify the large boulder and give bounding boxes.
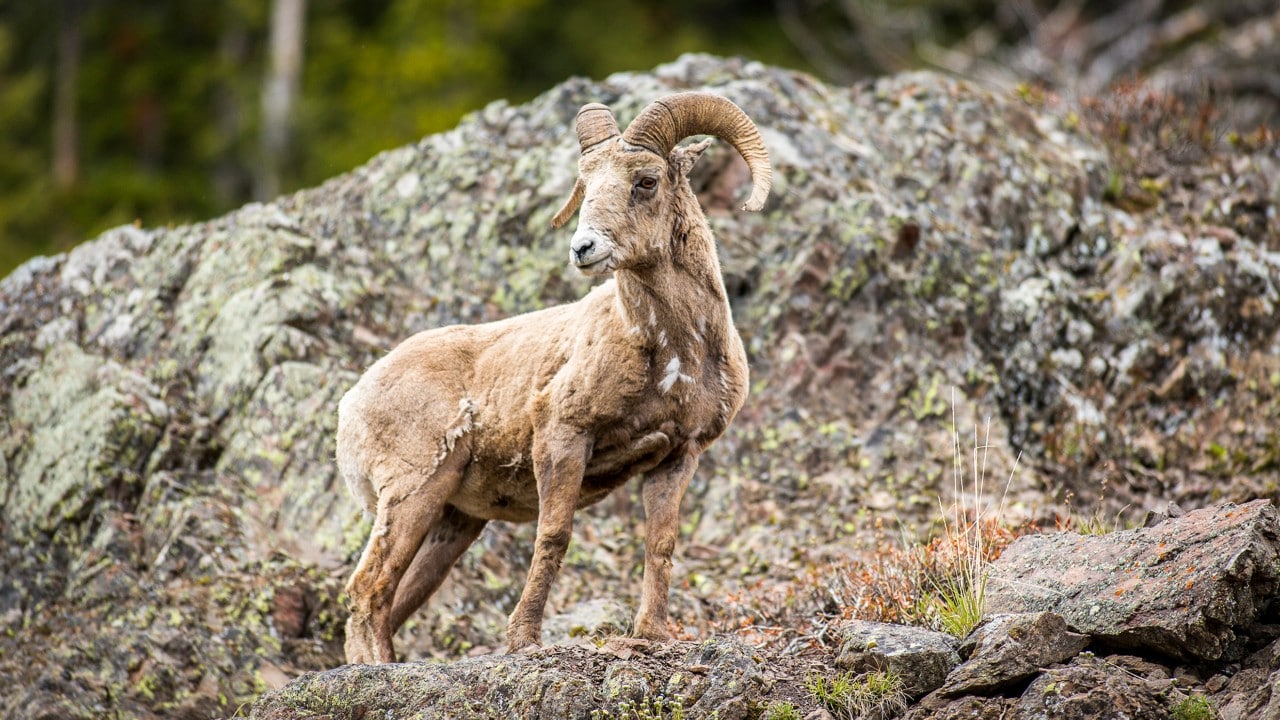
[987,500,1280,661]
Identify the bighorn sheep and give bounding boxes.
[337,91,771,664]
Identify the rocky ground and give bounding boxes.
[1,54,1277,718]
[250,501,1280,719]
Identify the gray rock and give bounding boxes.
[7,343,168,537]
[902,696,1017,720]
[835,620,960,698]
[939,612,1089,697]
[542,597,633,646]
[987,500,1280,661]
[910,653,1181,720]
[1213,637,1280,720]
[1013,653,1178,720]
[680,636,775,718]
[251,637,804,720]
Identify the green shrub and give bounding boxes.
[764,701,800,720]
[591,695,686,720]
[1172,695,1217,720]
[805,670,908,720]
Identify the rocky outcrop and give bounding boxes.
[255,498,1279,719]
[987,500,1280,662]
[250,637,818,720]
[908,501,1280,720]
[1,53,1277,718]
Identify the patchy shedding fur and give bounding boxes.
[337,92,770,664]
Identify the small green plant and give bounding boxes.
[1068,505,1134,536]
[921,574,985,638]
[764,701,800,720]
[1172,695,1217,720]
[591,695,687,720]
[916,395,1021,638]
[805,670,908,720]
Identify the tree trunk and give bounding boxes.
[258,0,307,201]
[215,9,250,207]
[53,0,83,190]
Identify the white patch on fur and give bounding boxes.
[658,330,667,347]
[649,309,657,327]
[630,325,643,336]
[436,398,477,466]
[660,357,682,393]
[445,398,477,450]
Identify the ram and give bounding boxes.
[338,91,771,664]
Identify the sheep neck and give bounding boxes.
[614,227,732,367]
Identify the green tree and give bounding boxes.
[0,0,803,276]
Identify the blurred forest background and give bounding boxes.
[1,0,1276,275]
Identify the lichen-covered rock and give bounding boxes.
[902,696,1017,720]
[986,500,1280,661]
[938,612,1089,696]
[1013,653,1179,719]
[910,653,1182,720]
[249,637,813,720]
[7,342,168,536]
[834,620,960,698]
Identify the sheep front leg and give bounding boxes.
[633,446,699,641]
[507,425,588,652]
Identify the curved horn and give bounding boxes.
[551,103,619,229]
[575,103,620,152]
[621,92,772,212]
[550,177,585,229]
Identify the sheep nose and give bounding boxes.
[571,234,596,263]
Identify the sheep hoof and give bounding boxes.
[633,621,673,642]
[506,620,543,654]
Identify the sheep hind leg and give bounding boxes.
[344,444,470,665]
[633,447,699,641]
[388,505,487,632]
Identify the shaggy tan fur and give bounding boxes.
[338,92,770,664]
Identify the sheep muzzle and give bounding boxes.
[569,227,612,274]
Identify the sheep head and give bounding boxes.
[551,92,772,276]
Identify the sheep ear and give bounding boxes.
[670,138,714,177]
[551,177,585,229]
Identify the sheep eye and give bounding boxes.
[636,176,658,190]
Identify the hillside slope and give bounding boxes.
[1,54,1277,718]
